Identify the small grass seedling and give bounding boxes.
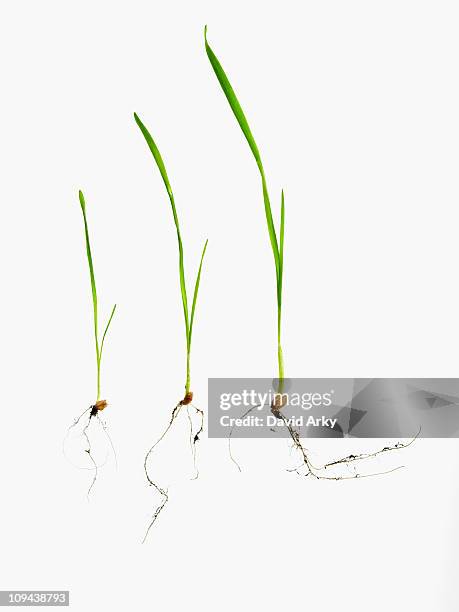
[205,27,415,479]
[134,112,208,541]
[64,191,117,497]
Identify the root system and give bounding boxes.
[142,392,203,542]
[227,401,418,480]
[64,400,116,498]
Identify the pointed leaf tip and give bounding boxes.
[78,190,85,209]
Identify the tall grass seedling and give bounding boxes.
[205,27,415,479]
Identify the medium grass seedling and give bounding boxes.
[134,112,208,541]
[64,190,117,497]
[205,27,415,479]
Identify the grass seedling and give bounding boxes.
[134,112,208,541]
[64,190,117,497]
[205,26,284,393]
[205,27,415,479]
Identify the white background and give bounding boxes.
[1,1,458,610]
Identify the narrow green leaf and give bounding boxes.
[134,113,174,200]
[262,178,280,281]
[204,26,261,166]
[189,239,208,346]
[99,303,117,362]
[79,190,99,361]
[204,27,280,276]
[134,113,190,345]
[205,28,287,384]
[277,191,285,385]
[278,190,285,306]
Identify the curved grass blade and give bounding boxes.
[78,190,100,382]
[204,26,280,278]
[133,113,174,200]
[134,112,190,347]
[189,239,209,346]
[277,190,285,386]
[278,190,285,305]
[100,303,117,361]
[205,27,286,384]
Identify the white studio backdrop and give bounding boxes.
[0,1,458,610]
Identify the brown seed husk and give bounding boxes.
[180,392,193,406]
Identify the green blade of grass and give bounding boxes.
[278,190,285,305]
[204,28,261,166]
[205,27,286,385]
[78,190,100,382]
[189,239,208,347]
[78,190,98,345]
[134,112,190,348]
[133,114,174,201]
[204,26,280,278]
[186,238,208,394]
[277,190,285,387]
[99,303,117,362]
[78,191,116,401]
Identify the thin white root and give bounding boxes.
[226,402,418,480]
[188,403,204,480]
[142,481,169,545]
[96,414,118,470]
[82,416,98,498]
[279,412,420,480]
[227,405,261,472]
[142,403,182,543]
[64,408,117,496]
[142,400,204,541]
